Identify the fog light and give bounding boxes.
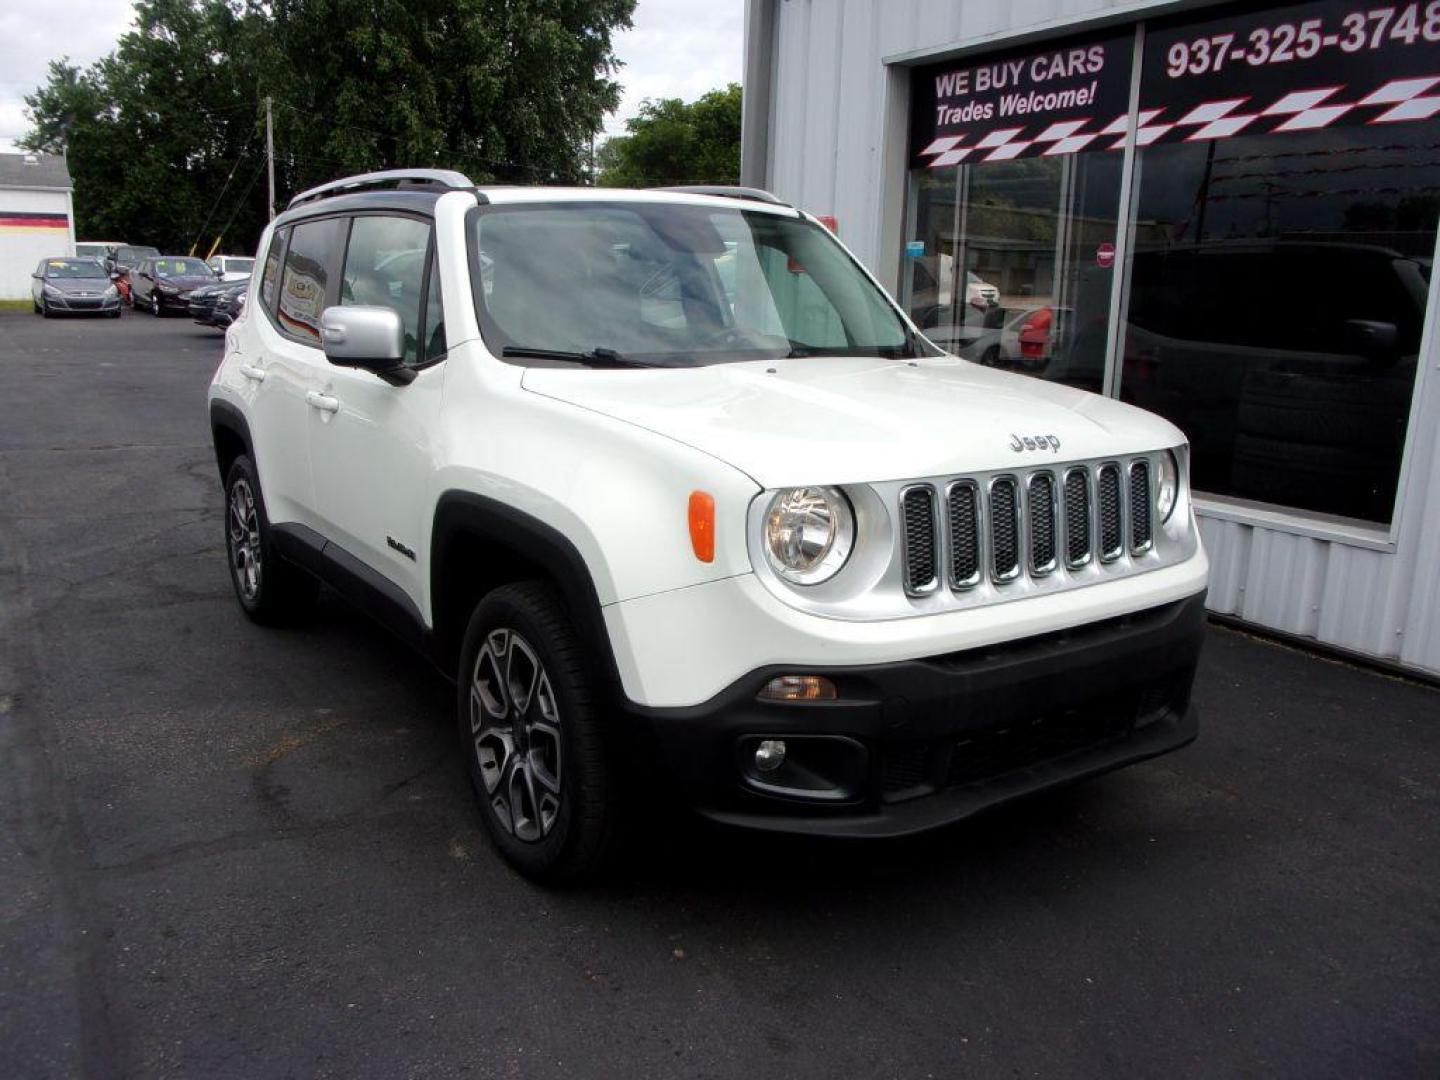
[758,675,837,702]
[754,739,786,772]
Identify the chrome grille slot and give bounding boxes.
[1027,472,1058,575]
[1097,464,1123,562]
[1130,459,1153,553]
[1063,468,1091,567]
[900,484,939,595]
[989,477,1021,583]
[947,481,981,589]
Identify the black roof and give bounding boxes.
[0,152,71,190]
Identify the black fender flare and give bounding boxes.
[430,490,623,694]
[209,399,255,481]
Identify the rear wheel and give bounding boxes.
[458,582,618,884]
[222,455,318,623]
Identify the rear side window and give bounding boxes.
[259,229,286,310]
[340,215,430,365]
[279,217,347,343]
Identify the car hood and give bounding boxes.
[46,278,111,294]
[521,354,1185,488]
[159,276,214,290]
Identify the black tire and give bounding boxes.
[1237,368,1412,452]
[1230,433,1398,522]
[151,292,162,316]
[109,308,122,319]
[222,454,318,623]
[40,299,51,318]
[457,582,617,884]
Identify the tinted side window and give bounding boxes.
[260,229,286,310]
[279,217,347,343]
[422,249,446,363]
[340,215,430,365]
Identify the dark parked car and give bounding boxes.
[129,256,219,316]
[30,257,121,318]
[209,281,247,327]
[189,278,248,326]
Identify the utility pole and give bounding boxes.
[265,96,276,221]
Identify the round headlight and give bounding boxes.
[1157,449,1180,522]
[763,486,854,585]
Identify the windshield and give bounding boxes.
[154,258,210,278]
[117,246,159,265]
[45,258,108,279]
[469,202,928,366]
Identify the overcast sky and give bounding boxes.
[0,0,742,154]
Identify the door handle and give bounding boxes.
[306,391,340,414]
[238,364,266,382]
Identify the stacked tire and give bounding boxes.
[1231,367,1412,521]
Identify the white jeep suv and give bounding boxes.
[208,170,1208,882]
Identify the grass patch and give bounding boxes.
[0,299,34,311]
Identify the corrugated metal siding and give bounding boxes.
[759,0,1440,678]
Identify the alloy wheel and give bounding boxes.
[469,629,563,842]
[151,293,161,316]
[227,477,262,602]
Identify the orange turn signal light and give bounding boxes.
[758,675,838,702]
[688,491,715,563]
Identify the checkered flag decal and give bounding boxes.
[917,75,1440,167]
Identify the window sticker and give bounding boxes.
[910,32,1134,169]
[1140,0,1440,147]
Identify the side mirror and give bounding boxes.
[1344,319,1398,362]
[319,306,413,386]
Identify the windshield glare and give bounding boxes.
[45,258,107,279]
[470,203,922,366]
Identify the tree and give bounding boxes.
[597,83,740,188]
[22,0,634,254]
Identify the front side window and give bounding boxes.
[278,217,347,343]
[422,249,446,363]
[471,203,921,366]
[340,215,430,365]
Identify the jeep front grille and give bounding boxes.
[900,485,939,594]
[1129,459,1153,553]
[898,456,1159,597]
[947,481,981,589]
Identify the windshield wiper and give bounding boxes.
[501,346,654,368]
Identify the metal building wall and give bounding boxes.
[752,0,1440,678]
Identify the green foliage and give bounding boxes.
[21,0,635,254]
[597,83,740,188]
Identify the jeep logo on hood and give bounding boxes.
[1011,433,1061,453]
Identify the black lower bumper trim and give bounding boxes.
[625,592,1207,837]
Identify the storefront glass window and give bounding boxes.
[1120,1,1440,525]
[902,1,1440,527]
[903,33,1132,390]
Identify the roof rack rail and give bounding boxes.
[287,169,476,210]
[651,185,792,207]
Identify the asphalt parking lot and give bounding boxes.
[1,307,1437,1078]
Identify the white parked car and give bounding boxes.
[208,170,1208,882]
[208,254,255,282]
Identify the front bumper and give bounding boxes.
[628,592,1206,837]
[44,293,120,313]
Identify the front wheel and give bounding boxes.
[222,455,317,622]
[151,292,162,316]
[458,582,617,884]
